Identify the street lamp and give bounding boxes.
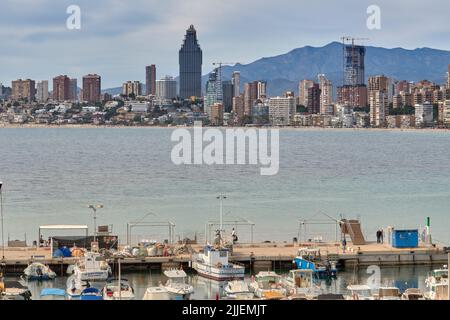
[0,181,4,260]
[216,194,227,236]
[88,204,104,242]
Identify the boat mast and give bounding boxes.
[217,194,227,244]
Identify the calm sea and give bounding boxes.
[1,127,450,245]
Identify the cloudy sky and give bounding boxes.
[1,0,450,89]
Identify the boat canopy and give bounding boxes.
[4,281,28,289]
[40,288,66,297]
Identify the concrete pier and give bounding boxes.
[0,242,447,276]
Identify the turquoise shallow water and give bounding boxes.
[1,127,450,245]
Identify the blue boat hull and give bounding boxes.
[293,258,337,278]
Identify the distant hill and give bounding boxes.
[103,42,450,97]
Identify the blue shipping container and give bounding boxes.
[392,230,419,248]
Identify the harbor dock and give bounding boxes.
[1,241,448,276]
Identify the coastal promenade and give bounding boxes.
[1,241,448,275]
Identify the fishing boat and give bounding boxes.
[281,269,321,299]
[102,278,135,300]
[1,281,32,300]
[69,251,111,281]
[345,285,375,300]
[293,248,337,279]
[23,262,56,281]
[143,287,170,300]
[424,267,449,300]
[40,288,66,300]
[401,288,425,300]
[248,271,287,299]
[80,287,103,300]
[224,280,255,300]
[162,269,194,300]
[192,245,245,281]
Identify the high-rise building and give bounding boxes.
[415,102,434,127]
[318,74,333,114]
[232,95,245,120]
[369,90,388,127]
[268,96,295,126]
[122,81,142,97]
[209,103,224,126]
[447,65,450,89]
[257,81,267,100]
[222,80,233,113]
[443,100,450,126]
[82,74,101,103]
[307,83,321,114]
[145,65,157,96]
[36,80,49,103]
[0,82,3,97]
[205,68,223,116]
[155,76,177,100]
[53,75,71,102]
[337,85,368,108]
[11,79,36,102]
[345,45,366,86]
[299,80,314,106]
[69,78,78,101]
[232,71,240,97]
[368,75,389,92]
[179,25,202,99]
[244,81,258,116]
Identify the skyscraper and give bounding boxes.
[345,45,366,86]
[205,68,222,116]
[179,25,202,99]
[36,80,49,103]
[244,81,258,116]
[146,65,157,96]
[11,79,36,102]
[318,74,333,114]
[53,75,71,102]
[299,80,314,106]
[82,74,101,103]
[307,83,321,114]
[232,71,241,97]
[69,78,78,101]
[156,76,177,100]
[222,80,233,113]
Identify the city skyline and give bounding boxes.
[2,0,450,88]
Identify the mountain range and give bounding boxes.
[103,42,450,97]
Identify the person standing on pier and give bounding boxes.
[376,230,381,244]
[342,238,347,253]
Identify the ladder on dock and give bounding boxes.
[341,219,366,245]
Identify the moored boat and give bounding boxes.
[1,281,32,300]
[248,271,287,299]
[293,248,337,279]
[69,251,111,281]
[224,280,255,300]
[102,278,135,300]
[163,269,194,300]
[281,269,321,299]
[345,285,375,300]
[23,263,56,281]
[143,286,170,300]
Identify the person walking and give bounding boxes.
[342,238,347,253]
[376,230,380,244]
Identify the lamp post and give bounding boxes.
[216,194,227,234]
[88,204,103,242]
[0,181,4,261]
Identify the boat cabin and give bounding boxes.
[200,246,230,267]
[287,269,314,289]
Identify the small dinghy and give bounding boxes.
[40,288,66,300]
[1,281,32,300]
[102,278,135,300]
[23,263,56,281]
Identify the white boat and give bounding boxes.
[102,278,135,300]
[163,269,194,300]
[1,281,32,300]
[143,287,170,300]
[224,280,255,300]
[425,267,449,300]
[192,245,245,281]
[345,285,375,300]
[373,287,401,300]
[281,269,321,300]
[66,275,93,300]
[70,251,111,281]
[401,288,425,300]
[23,263,56,281]
[249,271,287,299]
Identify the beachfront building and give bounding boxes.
[36,80,49,103]
[122,81,142,97]
[415,102,434,127]
[11,79,36,102]
[268,96,295,126]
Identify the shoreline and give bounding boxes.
[1,123,450,133]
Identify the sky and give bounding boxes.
[1,0,450,89]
